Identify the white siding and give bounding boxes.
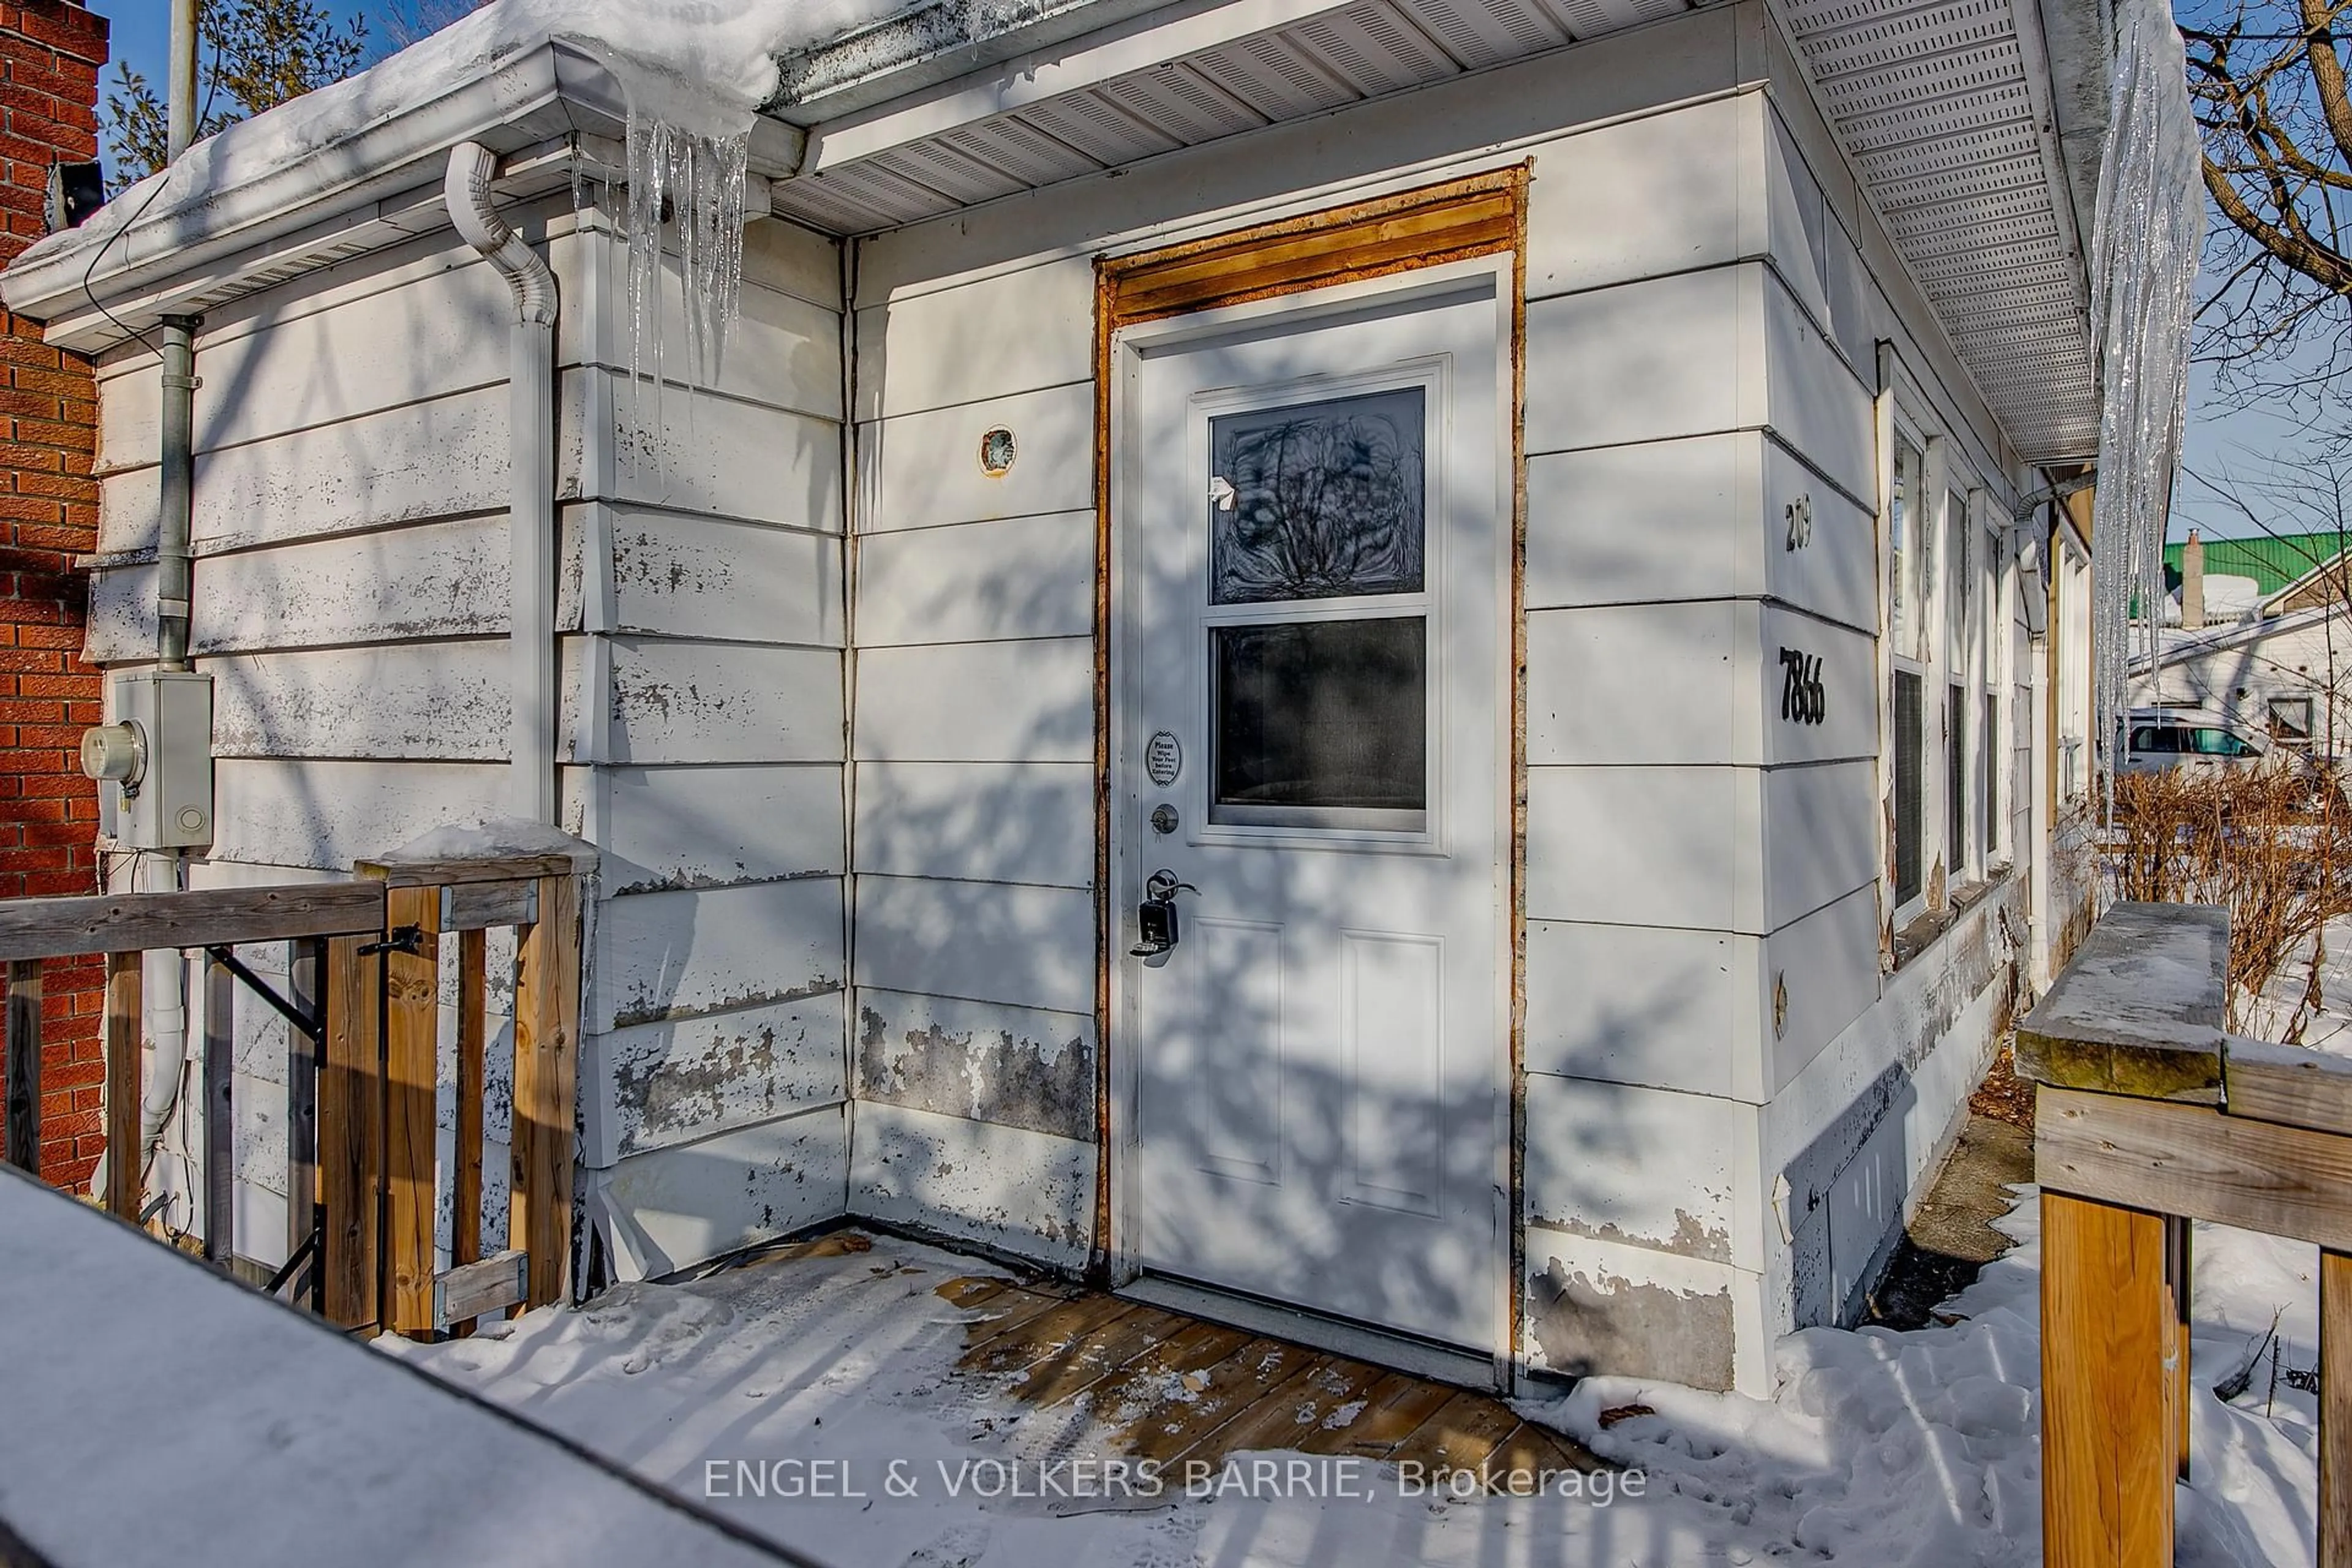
[855,510,1094,647]
[848,1101,1094,1269]
[852,258,1093,420]
[596,763,845,895]
[91,207,857,1285]
[588,1106,849,1281]
[853,638,1094,763]
[860,379,1095,532]
[578,506,843,647]
[854,761,1094,889]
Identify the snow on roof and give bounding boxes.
[2130,600,2338,671]
[16,0,906,279]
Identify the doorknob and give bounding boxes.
[1131,869,1198,959]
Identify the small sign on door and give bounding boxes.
[1147,731,1183,787]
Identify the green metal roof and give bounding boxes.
[2165,532,2352,597]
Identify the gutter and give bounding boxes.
[446,141,559,824]
[2,40,802,354]
[767,0,1160,122]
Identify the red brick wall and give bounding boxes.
[0,2,107,1189]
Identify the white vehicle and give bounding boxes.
[2118,710,2268,774]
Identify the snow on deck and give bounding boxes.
[0,1169,810,1568]
[388,1210,2324,1566]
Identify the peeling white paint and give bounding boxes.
[849,1101,1093,1270]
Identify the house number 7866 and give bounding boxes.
[1779,647,1825,725]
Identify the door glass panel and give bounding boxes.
[1213,617,1425,821]
[1209,388,1425,604]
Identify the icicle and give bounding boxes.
[612,80,752,491]
[2087,0,2202,822]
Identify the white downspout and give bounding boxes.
[446,141,559,823]
[2028,514,2055,990]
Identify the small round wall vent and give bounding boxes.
[979,427,1017,476]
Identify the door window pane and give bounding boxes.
[1210,388,1425,604]
[1213,617,1426,816]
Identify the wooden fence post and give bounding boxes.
[511,873,579,1311]
[2041,1190,2174,1568]
[4,960,38,1173]
[383,884,441,1337]
[103,953,141,1220]
[320,934,382,1330]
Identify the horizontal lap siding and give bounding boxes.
[847,253,1101,1257]
[590,1106,848,1279]
[570,214,853,1266]
[849,1101,1094,1270]
[1744,29,2040,1352]
[1514,91,1896,1392]
[595,764,844,896]
[86,210,859,1282]
[840,42,1770,1280]
[582,993,847,1164]
[93,222,555,888]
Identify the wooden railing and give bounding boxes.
[0,846,587,1341]
[2019,901,2352,1567]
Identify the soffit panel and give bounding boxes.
[766,0,2097,459]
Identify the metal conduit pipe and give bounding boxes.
[137,318,200,1180]
[156,318,196,670]
[445,140,559,823]
[138,0,201,1194]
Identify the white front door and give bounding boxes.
[1115,275,1506,1355]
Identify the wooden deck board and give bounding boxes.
[963,1294,1142,1378]
[1129,1336,1326,1464]
[871,1239,1607,1483]
[1009,1302,1196,1408]
[1491,1420,1592,1482]
[1177,1352,1391,1461]
[1066,1320,1257,1432]
[957,1281,1087,1351]
[1295,1369,1460,1457]
[1384,1388,1527,1475]
[932,1274,1018,1311]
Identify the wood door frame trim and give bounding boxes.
[1089,166,1531,1382]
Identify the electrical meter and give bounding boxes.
[83,672,213,850]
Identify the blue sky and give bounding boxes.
[85,2,2324,541]
[97,1,372,99]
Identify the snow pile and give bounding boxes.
[398,1199,2329,1567]
[374,814,595,864]
[2087,0,2203,802]
[2166,575,2266,626]
[1562,1199,2320,1567]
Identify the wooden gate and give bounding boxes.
[0,847,587,1340]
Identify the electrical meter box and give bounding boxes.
[86,671,214,850]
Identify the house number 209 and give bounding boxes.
[1784,494,1814,551]
[1779,647,1826,725]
